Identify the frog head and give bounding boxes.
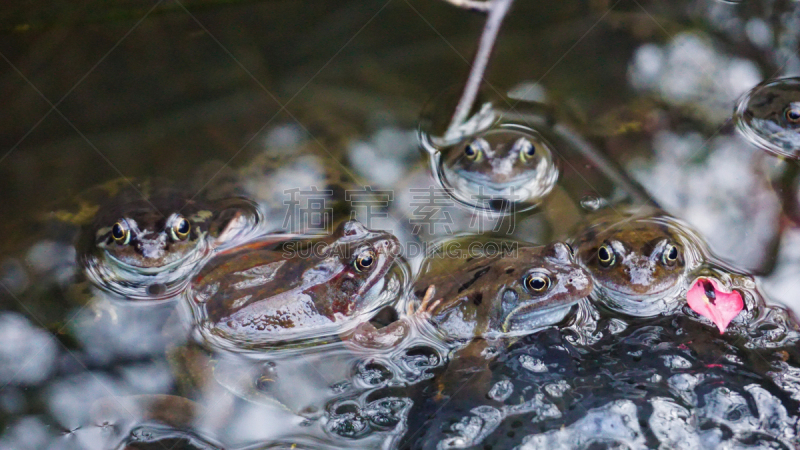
[441,128,558,206]
[489,242,592,335]
[573,212,705,317]
[310,220,402,316]
[91,196,214,272]
[736,77,800,158]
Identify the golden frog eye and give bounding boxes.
[524,272,551,294]
[463,138,486,162]
[785,105,800,124]
[598,244,615,267]
[170,215,191,241]
[354,250,376,272]
[662,243,679,266]
[111,220,130,245]
[516,138,536,163]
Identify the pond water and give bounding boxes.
[1,0,800,449]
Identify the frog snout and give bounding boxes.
[623,256,656,289]
[135,234,167,259]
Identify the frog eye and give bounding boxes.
[524,272,551,294]
[785,104,800,124]
[661,243,679,266]
[463,138,487,162]
[111,220,131,245]
[169,215,191,241]
[516,138,536,163]
[354,249,376,272]
[597,244,615,267]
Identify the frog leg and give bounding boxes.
[345,286,443,350]
[409,285,442,318]
[434,340,493,402]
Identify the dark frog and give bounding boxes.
[73,179,258,298]
[188,220,402,348]
[573,208,704,316]
[735,77,800,159]
[413,241,591,340]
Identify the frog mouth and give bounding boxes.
[449,169,536,193]
[598,282,679,301]
[597,283,684,317]
[104,249,198,274]
[501,302,577,336]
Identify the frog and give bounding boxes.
[572,206,703,317]
[734,77,800,160]
[438,125,560,209]
[70,178,260,299]
[0,178,258,331]
[187,220,402,348]
[413,241,591,340]
[349,240,593,348]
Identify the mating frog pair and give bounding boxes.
[186,223,592,350]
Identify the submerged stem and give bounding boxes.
[446,0,514,137]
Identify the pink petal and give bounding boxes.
[686,277,744,334]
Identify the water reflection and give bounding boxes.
[628,31,761,124]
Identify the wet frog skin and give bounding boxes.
[440,127,559,206]
[573,209,702,316]
[190,220,401,345]
[412,242,592,340]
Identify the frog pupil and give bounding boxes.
[112,223,124,239]
[356,252,375,271]
[599,246,610,261]
[786,107,800,122]
[530,277,545,290]
[526,145,535,156]
[465,144,476,156]
[668,246,678,260]
[177,219,190,234]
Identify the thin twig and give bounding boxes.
[446,0,514,136]
[440,0,493,12]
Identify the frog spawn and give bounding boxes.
[419,305,800,450]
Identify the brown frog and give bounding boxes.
[73,179,258,299]
[572,208,703,316]
[350,240,592,349]
[414,241,591,340]
[188,220,402,348]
